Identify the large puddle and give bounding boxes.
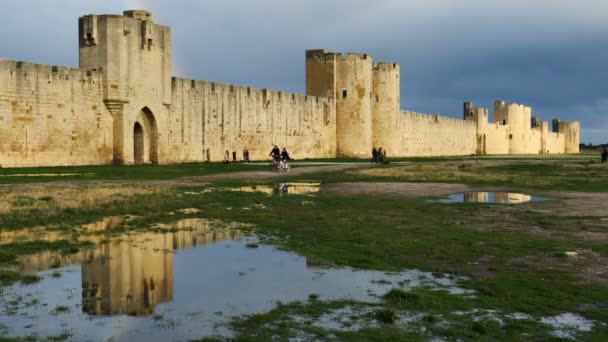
[0,219,470,341]
[430,192,548,204]
[226,182,321,196]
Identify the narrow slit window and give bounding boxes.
[342,90,347,98]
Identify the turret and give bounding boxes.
[560,121,580,153]
[372,62,400,155]
[306,50,374,157]
[335,53,374,157]
[79,10,172,106]
[494,100,531,154]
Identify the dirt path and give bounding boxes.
[0,163,368,190]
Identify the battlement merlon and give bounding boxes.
[373,62,400,71]
[123,10,153,22]
[305,49,339,62]
[343,53,371,61]
[493,100,531,112]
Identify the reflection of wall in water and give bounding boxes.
[11,219,242,316]
[81,232,174,316]
[81,223,241,316]
[231,183,320,196]
[494,193,531,204]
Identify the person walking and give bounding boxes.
[378,148,385,164]
[223,150,230,164]
[232,151,237,163]
[372,147,378,163]
[602,147,608,164]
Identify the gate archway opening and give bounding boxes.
[134,122,145,164]
[132,107,159,165]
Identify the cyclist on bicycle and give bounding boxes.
[280,148,291,171]
[269,145,281,170]
[280,148,291,162]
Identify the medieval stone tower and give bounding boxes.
[79,10,172,165]
[306,50,400,157]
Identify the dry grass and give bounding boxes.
[352,162,511,182]
[0,186,161,214]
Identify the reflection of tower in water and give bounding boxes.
[81,232,173,316]
[464,192,489,203]
[81,219,241,316]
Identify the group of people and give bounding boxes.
[222,149,251,164]
[270,145,291,171]
[219,146,291,167]
[602,147,607,164]
[371,147,387,164]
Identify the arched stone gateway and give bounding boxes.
[132,107,159,165]
[133,122,144,164]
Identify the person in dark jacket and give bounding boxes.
[372,147,378,163]
[281,148,291,161]
[602,147,608,164]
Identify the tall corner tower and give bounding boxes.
[334,53,374,157]
[494,100,530,154]
[372,62,400,155]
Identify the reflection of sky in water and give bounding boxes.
[0,234,470,341]
[430,192,548,204]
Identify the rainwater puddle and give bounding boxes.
[0,220,470,341]
[0,216,130,245]
[429,192,548,204]
[226,182,320,196]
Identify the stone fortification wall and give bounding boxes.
[545,131,565,154]
[0,11,581,168]
[170,78,336,162]
[0,60,113,167]
[395,111,477,157]
[481,123,510,155]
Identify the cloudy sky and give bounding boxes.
[1,0,606,143]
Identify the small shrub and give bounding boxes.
[12,196,36,207]
[375,309,397,324]
[50,305,71,315]
[245,243,259,249]
[423,315,438,324]
[21,274,41,285]
[308,293,319,301]
[382,288,419,306]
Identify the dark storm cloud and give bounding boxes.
[1,0,606,143]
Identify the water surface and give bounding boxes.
[430,192,547,204]
[0,219,469,341]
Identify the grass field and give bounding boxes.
[0,156,607,340]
